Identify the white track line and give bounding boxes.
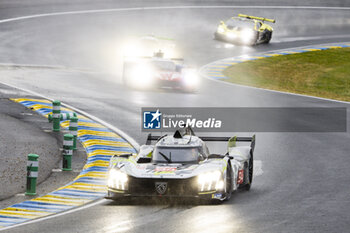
[0,5,350,24]
[274,34,350,43]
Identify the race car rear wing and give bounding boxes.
[238,14,276,23]
[199,135,256,153]
[123,55,184,62]
[146,134,256,153]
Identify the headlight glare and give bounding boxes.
[198,171,223,192]
[215,180,224,190]
[241,28,255,44]
[107,169,128,190]
[130,64,154,87]
[183,70,199,87]
[217,27,225,34]
[227,32,236,39]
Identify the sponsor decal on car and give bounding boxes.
[155,167,177,172]
[159,72,181,81]
[212,193,222,199]
[237,169,244,184]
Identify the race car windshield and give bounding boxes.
[226,18,254,28]
[151,60,176,71]
[153,146,199,163]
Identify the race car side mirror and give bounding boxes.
[118,153,132,158]
[137,157,152,163]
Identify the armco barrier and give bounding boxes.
[0,98,136,228]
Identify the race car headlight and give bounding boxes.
[217,26,225,34]
[241,28,255,43]
[130,64,154,87]
[183,70,199,87]
[198,171,224,192]
[227,32,237,39]
[107,169,128,190]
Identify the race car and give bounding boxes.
[214,14,275,45]
[105,127,256,203]
[122,51,199,92]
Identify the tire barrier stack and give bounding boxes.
[0,98,136,229]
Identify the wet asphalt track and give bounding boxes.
[0,1,350,232]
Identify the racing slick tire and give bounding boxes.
[243,151,254,191]
[265,31,272,44]
[225,162,233,200]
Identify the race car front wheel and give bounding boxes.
[225,163,233,200]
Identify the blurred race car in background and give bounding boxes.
[105,127,256,203]
[214,14,275,45]
[122,36,199,92]
[123,53,199,92]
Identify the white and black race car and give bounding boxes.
[105,127,255,203]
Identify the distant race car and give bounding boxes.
[123,51,199,92]
[105,127,256,203]
[214,14,275,45]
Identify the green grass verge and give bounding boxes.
[222,47,350,102]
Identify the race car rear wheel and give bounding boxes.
[265,31,272,44]
[244,151,254,191]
